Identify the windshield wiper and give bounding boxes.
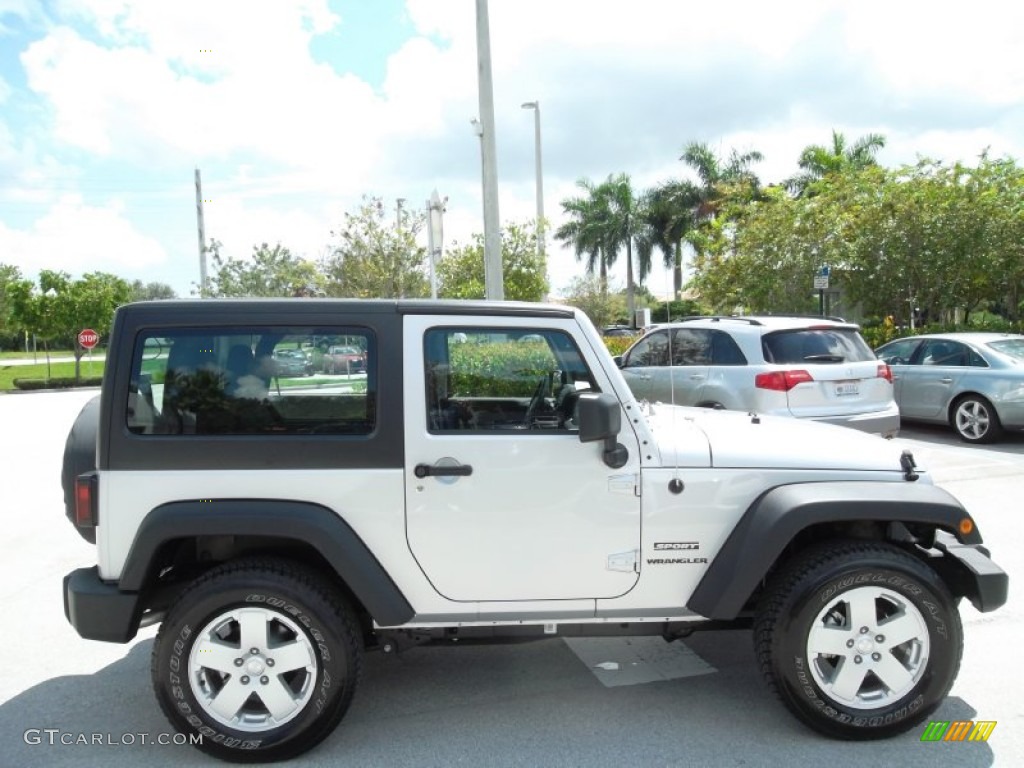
[803,354,845,363]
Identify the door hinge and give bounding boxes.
[607,549,639,573]
[608,473,640,497]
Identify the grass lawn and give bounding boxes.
[0,360,106,391]
[0,349,77,360]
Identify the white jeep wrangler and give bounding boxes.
[62,299,1007,762]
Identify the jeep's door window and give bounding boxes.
[423,328,597,432]
[127,328,374,435]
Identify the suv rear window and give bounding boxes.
[127,327,374,436]
[762,328,875,365]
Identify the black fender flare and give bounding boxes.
[686,481,979,620]
[120,500,414,627]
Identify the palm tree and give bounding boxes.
[680,141,764,222]
[556,174,644,324]
[635,180,699,298]
[598,173,642,326]
[555,178,612,287]
[786,130,886,196]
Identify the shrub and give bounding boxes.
[13,377,104,390]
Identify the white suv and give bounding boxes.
[617,316,899,436]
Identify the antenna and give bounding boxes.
[664,264,681,481]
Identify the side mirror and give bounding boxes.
[613,355,624,368]
[577,392,629,469]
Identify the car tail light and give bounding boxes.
[755,370,814,391]
[877,363,893,383]
[75,472,98,530]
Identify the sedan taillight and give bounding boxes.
[877,363,893,383]
[755,370,814,392]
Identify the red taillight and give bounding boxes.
[877,362,893,383]
[74,473,98,529]
[755,370,814,392]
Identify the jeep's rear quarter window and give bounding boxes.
[127,328,375,436]
[423,328,597,432]
[762,328,875,365]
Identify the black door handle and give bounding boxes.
[414,463,473,478]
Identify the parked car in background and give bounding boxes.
[617,316,899,436]
[601,325,639,338]
[272,348,313,377]
[323,344,366,374]
[875,332,1024,443]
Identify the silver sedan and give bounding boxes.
[875,332,1024,443]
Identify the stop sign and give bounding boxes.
[78,329,99,349]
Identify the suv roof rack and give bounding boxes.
[756,313,848,323]
[670,315,764,326]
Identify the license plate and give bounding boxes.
[835,381,859,397]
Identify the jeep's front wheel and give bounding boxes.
[151,559,361,762]
[754,541,962,739]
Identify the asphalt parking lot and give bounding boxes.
[0,390,1019,767]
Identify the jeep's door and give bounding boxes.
[403,316,642,602]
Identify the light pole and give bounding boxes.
[474,0,503,300]
[521,101,544,258]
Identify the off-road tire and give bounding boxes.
[151,558,361,763]
[754,540,962,739]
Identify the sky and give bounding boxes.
[1,0,1021,300]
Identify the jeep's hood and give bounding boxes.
[642,404,912,472]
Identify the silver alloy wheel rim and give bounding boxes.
[955,400,990,440]
[806,585,929,710]
[189,606,318,732]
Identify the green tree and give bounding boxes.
[129,280,177,301]
[206,241,321,297]
[561,275,628,329]
[8,270,130,380]
[437,221,549,301]
[323,197,429,298]
[787,130,887,197]
[694,153,1024,325]
[679,142,764,291]
[0,263,23,348]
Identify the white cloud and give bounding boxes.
[5,0,1023,298]
[0,195,166,275]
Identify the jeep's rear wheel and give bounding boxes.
[152,559,360,762]
[754,541,962,739]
